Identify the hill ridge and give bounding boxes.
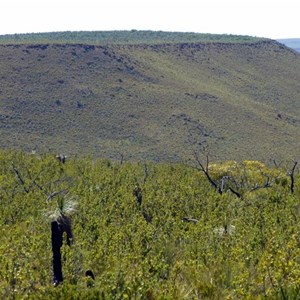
[0,33,299,162]
[0,30,266,45]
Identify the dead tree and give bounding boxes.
[250,174,272,192]
[193,152,276,199]
[288,160,298,194]
[12,164,44,194]
[194,151,219,191]
[193,152,242,198]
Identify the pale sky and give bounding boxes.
[1,0,299,39]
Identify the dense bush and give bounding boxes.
[0,150,299,299]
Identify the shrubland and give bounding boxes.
[0,150,299,299]
[0,30,263,45]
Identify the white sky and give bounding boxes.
[1,0,299,39]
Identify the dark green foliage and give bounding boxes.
[0,150,300,299]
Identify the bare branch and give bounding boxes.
[220,176,242,198]
[182,217,199,223]
[144,163,149,184]
[119,153,124,165]
[272,159,283,168]
[228,187,242,199]
[205,153,209,174]
[227,176,242,198]
[194,151,219,191]
[12,164,47,195]
[32,180,45,193]
[288,160,298,194]
[250,174,272,192]
[46,189,69,202]
[219,176,226,193]
[12,165,29,193]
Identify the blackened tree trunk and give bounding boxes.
[58,215,73,246]
[51,221,63,286]
[133,185,142,206]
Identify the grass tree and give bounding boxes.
[46,195,77,286]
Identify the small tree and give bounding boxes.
[46,196,77,286]
[288,160,298,194]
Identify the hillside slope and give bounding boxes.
[0,34,300,162]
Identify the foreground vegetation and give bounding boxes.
[0,150,300,299]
